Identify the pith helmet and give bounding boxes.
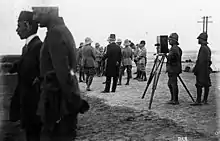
[168,33,179,44]
[197,32,208,41]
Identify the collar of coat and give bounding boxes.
[47,17,65,30]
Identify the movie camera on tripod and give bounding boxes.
[141,35,194,109]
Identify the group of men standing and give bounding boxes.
[3,7,89,141]
[76,34,149,93]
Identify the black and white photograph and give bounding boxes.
[0,0,219,141]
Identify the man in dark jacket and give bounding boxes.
[101,34,121,93]
[191,32,212,106]
[166,33,182,105]
[3,11,42,141]
[32,6,89,141]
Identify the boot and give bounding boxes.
[191,86,202,106]
[143,72,147,81]
[173,85,179,105]
[118,72,122,85]
[138,72,143,81]
[202,86,209,104]
[167,85,174,104]
[125,77,130,85]
[86,76,93,91]
[134,71,140,79]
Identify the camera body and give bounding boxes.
[155,35,169,54]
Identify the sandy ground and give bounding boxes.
[0,66,219,141]
[75,68,219,141]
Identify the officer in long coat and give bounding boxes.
[4,11,42,141]
[32,7,89,141]
[101,34,121,93]
[191,32,212,106]
[166,33,182,105]
[118,39,133,85]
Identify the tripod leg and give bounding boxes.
[177,75,195,102]
[141,55,158,99]
[148,56,165,109]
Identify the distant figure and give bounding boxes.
[101,34,122,93]
[191,32,212,106]
[82,37,96,91]
[3,11,42,141]
[116,38,124,78]
[77,42,85,82]
[133,44,139,75]
[94,43,102,77]
[32,6,89,140]
[118,39,133,85]
[135,40,147,81]
[166,33,182,105]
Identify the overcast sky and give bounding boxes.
[0,0,219,54]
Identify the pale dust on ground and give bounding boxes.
[76,68,219,141]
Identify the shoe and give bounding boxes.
[86,88,91,91]
[167,100,174,104]
[101,90,109,93]
[172,101,179,105]
[190,102,202,106]
[102,82,106,84]
[202,100,208,105]
[125,83,129,85]
[111,90,115,92]
[117,83,122,85]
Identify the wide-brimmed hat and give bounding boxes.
[85,37,93,45]
[32,6,59,16]
[116,38,122,43]
[140,40,146,45]
[124,39,130,46]
[107,34,116,42]
[95,42,100,47]
[168,33,179,44]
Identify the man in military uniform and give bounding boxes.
[32,7,89,140]
[166,33,182,105]
[3,11,42,141]
[82,37,96,91]
[118,39,133,85]
[191,32,212,106]
[101,34,122,93]
[94,42,102,77]
[77,42,85,82]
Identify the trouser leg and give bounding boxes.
[203,86,210,103]
[112,76,118,92]
[125,66,132,85]
[118,66,125,85]
[196,86,202,103]
[104,76,111,92]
